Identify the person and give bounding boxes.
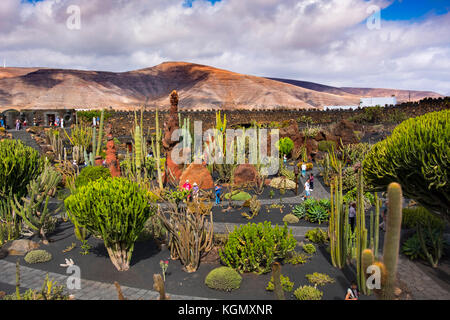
[23,119,27,127]
[192,182,199,202]
[55,116,60,127]
[93,116,97,127]
[345,282,360,300]
[309,173,314,191]
[380,200,388,231]
[182,180,192,201]
[349,202,356,232]
[60,117,64,128]
[303,179,311,200]
[283,154,287,166]
[15,119,20,131]
[33,117,37,126]
[0,117,4,128]
[301,163,307,178]
[215,184,222,205]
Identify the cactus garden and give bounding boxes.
[0,94,449,302]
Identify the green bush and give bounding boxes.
[0,139,43,199]
[283,213,299,224]
[306,204,329,224]
[305,272,335,286]
[219,222,296,274]
[205,267,242,292]
[302,243,316,254]
[401,234,424,260]
[342,167,357,191]
[294,285,323,300]
[266,274,294,292]
[24,250,52,264]
[75,166,111,189]
[402,207,445,230]
[64,177,156,271]
[363,110,449,220]
[284,252,310,265]
[318,140,336,152]
[305,228,328,244]
[277,137,294,156]
[293,198,330,223]
[343,187,374,208]
[224,191,252,201]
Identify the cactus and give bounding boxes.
[12,162,61,243]
[153,109,163,190]
[95,109,105,156]
[134,125,142,171]
[329,163,349,269]
[381,182,403,300]
[355,167,369,295]
[271,262,285,300]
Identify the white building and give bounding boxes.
[323,105,359,111]
[360,96,397,107]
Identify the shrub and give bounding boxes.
[318,140,336,152]
[224,191,252,201]
[64,177,156,271]
[0,139,43,199]
[266,274,294,292]
[302,243,316,254]
[277,137,294,156]
[363,110,449,220]
[342,167,357,191]
[401,234,424,260]
[305,273,335,286]
[292,204,306,219]
[24,250,52,264]
[305,228,328,244]
[306,204,329,224]
[283,214,299,224]
[219,222,296,274]
[294,285,323,300]
[284,252,310,265]
[402,207,445,230]
[74,166,111,189]
[205,267,242,292]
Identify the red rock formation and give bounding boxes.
[105,134,121,177]
[178,163,214,190]
[233,164,259,185]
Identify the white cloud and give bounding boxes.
[0,0,448,94]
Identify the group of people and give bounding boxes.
[181,180,223,205]
[49,116,64,128]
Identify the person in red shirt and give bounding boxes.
[182,180,192,201]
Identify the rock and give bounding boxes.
[105,133,121,177]
[165,152,183,183]
[279,120,305,150]
[329,119,358,145]
[233,164,258,185]
[1,239,40,256]
[179,163,214,189]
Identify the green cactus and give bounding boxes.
[356,167,369,295]
[96,109,105,156]
[271,262,285,300]
[381,182,403,300]
[329,163,349,269]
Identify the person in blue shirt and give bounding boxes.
[0,117,4,128]
[215,184,222,205]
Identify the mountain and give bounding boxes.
[268,78,443,103]
[0,62,442,111]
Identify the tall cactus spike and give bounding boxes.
[381,182,403,300]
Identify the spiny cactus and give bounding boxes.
[271,262,285,300]
[381,182,403,300]
[96,109,105,156]
[356,167,369,294]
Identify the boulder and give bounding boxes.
[330,119,358,145]
[105,134,121,177]
[165,152,183,183]
[0,240,40,257]
[233,164,258,185]
[179,163,214,189]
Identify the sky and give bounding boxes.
[1,0,449,95]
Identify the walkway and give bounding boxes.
[9,129,41,152]
[0,259,210,300]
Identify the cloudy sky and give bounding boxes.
[1,0,449,94]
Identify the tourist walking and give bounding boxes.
[301,163,307,178]
[182,179,192,201]
[192,182,199,202]
[345,282,360,300]
[380,200,388,231]
[55,116,60,127]
[309,173,314,191]
[215,184,222,205]
[349,202,356,232]
[0,117,4,128]
[303,179,311,201]
[15,119,21,130]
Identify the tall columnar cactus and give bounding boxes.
[153,109,163,190]
[271,262,285,300]
[356,167,369,295]
[381,182,403,300]
[329,163,349,269]
[134,125,142,171]
[96,109,105,156]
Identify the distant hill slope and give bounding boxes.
[0,62,442,111]
[269,78,442,103]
